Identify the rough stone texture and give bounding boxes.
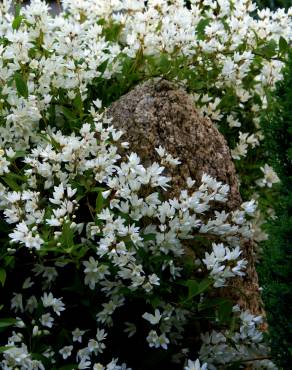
[107,78,241,211]
[229,240,265,317]
[107,78,263,315]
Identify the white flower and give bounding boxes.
[22,277,34,289]
[52,297,65,316]
[155,146,166,157]
[59,345,73,360]
[79,359,92,369]
[184,359,208,370]
[42,292,55,307]
[32,325,40,337]
[148,273,160,286]
[241,200,257,215]
[227,115,241,128]
[9,222,44,250]
[88,329,107,354]
[124,322,137,338]
[146,330,159,348]
[41,292,65,316]
[256,164,280,188]
[93,99,102,109]
[11,293,24,313]
[2,344,31,367]
[42,266,58,283]
[157,333,170,349]
[142,309,162,325]
[0,153,10,175]
[40,313,54,328]
[83,257,99,289]
[146,330,169,349]
[203,243,247,287]
[186,177,196,188]
[93,364,104,370]
[73,328,86,343]
[5,147,16,158]
[67,185,77,198]
[49,183,65,205]
[155,146,180,166]
[26,295,38,313]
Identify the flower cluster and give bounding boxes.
[0,110,273,369]
[199,307,277,369]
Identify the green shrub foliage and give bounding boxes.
[259,49,292,368]
[257,0,292,10]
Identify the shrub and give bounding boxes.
[0,0,290,368]
[259,49,292,369]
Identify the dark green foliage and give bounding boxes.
[259,50,292,368]
[189,0,291,10]
[256,0,292,10]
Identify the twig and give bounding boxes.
[225,355,272,365]
[56,0,62,13]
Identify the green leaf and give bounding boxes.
[14,3,21,17]
[97,59,109,76]
[225,362,241,370]
[157,54,171,74]
[14,150,26,159]
[91,186,106,193]
[219,90,238,109]
[12,15,24,30]
[0,268,6,287]
[95,192,104,213]
[73,244,89,259]
[196,18,211,40]
[185,280,200,298]
[149,295,162,308]
[61,222,75,251]
[142,233,156,241]
[61,366,77,370]
[183,278,211,299]
[4,255,15,269]
[60,106,77,121]
[102,22,123,42]
[0,318,17,328]
[217,299,233,324]
[198,278,212,294]
[279,36,289,55]
[73,91,83,116]
[192,235,212,248]
[256,40,277,59]
[198,297,229,312]
[14,73,28,99]
[2,175,21,191]
[0,346,14,353]
[6,172,26,182]
[52,364,78,370]
[0,37,9,47]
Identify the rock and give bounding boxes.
[107,78,241,211]
[107,78,263,315]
